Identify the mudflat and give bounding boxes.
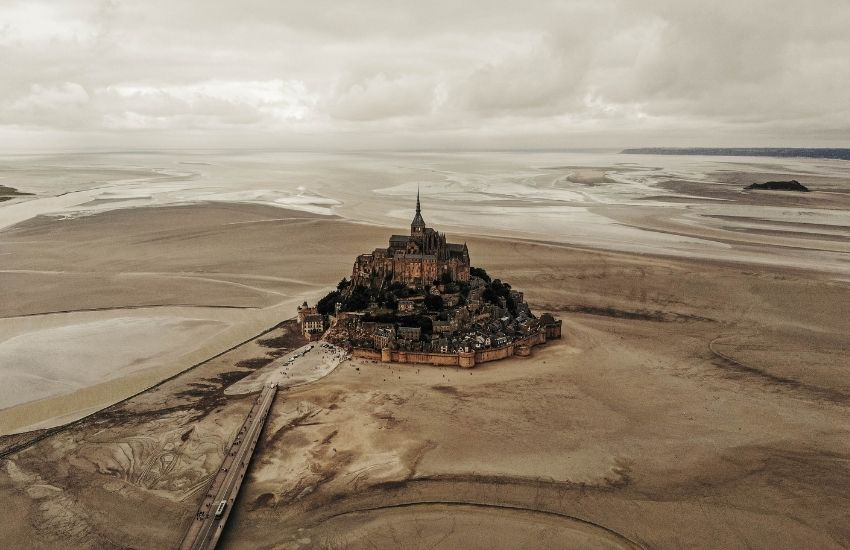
[1,201,849,549]
[1,151,849,549]
[0,203,375,433]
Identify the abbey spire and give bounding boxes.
[411,186,426,237]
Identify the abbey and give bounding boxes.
[351,191,470,287]
[300,190,562,366]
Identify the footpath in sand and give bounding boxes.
[227,342,348,395]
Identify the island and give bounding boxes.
[296,191,561,368]
[745,180,810,192]
[0,185,33,202]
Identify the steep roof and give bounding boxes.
[411,189,426,229]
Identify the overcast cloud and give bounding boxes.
[1,0,848,150]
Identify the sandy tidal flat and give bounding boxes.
[1,151,849,548]
[0,201,349,433]
[0,315,227,410]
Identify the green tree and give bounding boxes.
[424,294,444,311]
[470,267,491,283]
[317,290,341,314]
[343,285,370,311]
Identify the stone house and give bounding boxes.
[432,320,454,334]
[374,327,395,349]
[303,314,324,338]
[398,326,421,341]
[442,293,461,308]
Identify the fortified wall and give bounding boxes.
[352,319,561,369]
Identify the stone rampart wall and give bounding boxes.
[352,348,382,361]
[351,326,558,369]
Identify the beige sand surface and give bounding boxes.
[226,342,347,395]
[1,151,849,548]
[0,200,848,549]
[0,315,228,409]
[0,203,365,433]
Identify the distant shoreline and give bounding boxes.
[620,147,850,161]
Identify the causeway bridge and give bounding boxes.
[178,383,277,550]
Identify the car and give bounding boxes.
[214,500,227,518]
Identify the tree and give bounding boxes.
[404,315,433,334]
[482,278,514,309]
[470,267,491,283]
[317,290,341,314]
[337,278,351,291]
[505,294,517,316]
[342,285,370,311]
[424,294,444,311]
[363,312,398,324]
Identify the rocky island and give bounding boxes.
[745,180,811,192]
[297,191,561,367]
[0,185,33,202]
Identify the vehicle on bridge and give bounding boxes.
[214,500,227,518]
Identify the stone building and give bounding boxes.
[297,301,325,338]
[540,313,563,339]
[398,326,421,341]
[297,301,317,324]
[352,191,470,288]
[302,314,324,339]
[373,326,395,349]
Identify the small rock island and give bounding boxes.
[745,180,810,192]
[297,191,561,368]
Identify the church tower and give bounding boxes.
[411,188,425,240]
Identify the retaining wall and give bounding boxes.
[352,325,558,369]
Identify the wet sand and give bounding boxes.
[1,152,849,548]
[0,203,358,433]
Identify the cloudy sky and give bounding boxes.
[1,0,848,150]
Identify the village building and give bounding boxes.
[398,326,421,341]
[302,313,324,339]
[297,301,317,324]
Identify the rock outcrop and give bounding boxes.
[745,180,810,192]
